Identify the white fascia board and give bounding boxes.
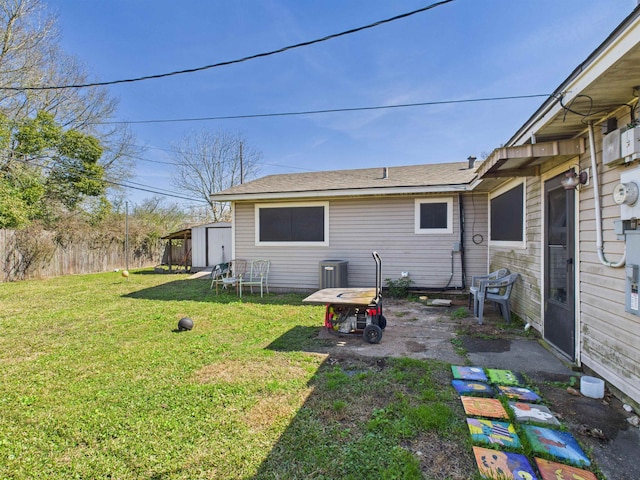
[512,15,640,146]
[210,184,472,202]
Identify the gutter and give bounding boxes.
[210,183,475,202]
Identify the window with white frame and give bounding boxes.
[255,202,329,246]
[489,180,525,246]
[414,197,453,234]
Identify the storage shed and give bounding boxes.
[190,222,231,272]
[160,222,231,273]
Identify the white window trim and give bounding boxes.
[255,201,329,247]
[489,178,527,249]
[414,197,453,234]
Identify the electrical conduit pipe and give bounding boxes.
[588,122,626,268]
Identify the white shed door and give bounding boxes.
[207,227,231,266]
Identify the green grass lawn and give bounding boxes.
[0,270,475,479]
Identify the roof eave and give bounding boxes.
[210,183,475,202]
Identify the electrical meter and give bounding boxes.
[612,182,639,206]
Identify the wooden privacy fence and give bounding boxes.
[1,229,161,282]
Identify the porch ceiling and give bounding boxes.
[532,40,640,144]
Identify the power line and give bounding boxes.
[10,156,207,203]
[2,0,455,91]
[90,93,553,125]
[124,145,320,172]
[105,179,208,203]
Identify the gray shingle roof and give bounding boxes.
[211,161,479,200]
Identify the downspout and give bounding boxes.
[443,194,466,290]
[459,193,466,289]
[588,122,626,267]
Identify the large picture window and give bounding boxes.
[490,181,525,245]
[414,198,453,234]
[256,202,328,246]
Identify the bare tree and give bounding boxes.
[0,0,138,187]
[171,130,261,222]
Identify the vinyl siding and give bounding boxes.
[491,110,640,404]
[489,178,542,328]
[577,113,640,404]
[232,193,488,291]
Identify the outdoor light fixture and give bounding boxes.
[561,166,589,190]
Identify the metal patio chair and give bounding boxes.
[239,259,270,298]
[209,262,229,289]
[212,259,248,295]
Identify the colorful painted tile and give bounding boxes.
[451,379,494,396]
[460,396,508,419]
[508,401,560,426]
[467,418,521,448]
[451,365,487,381]
[473,446,539,480]
[535,457,597,480]
[486,368,524,386]
[523,425,591,467]
[497,385,542,402]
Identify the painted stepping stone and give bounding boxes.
[460,396,508,419]
[451,379,494,396]
[451,365,487,381]
[467,418,521,448]
[473,446,539,480]
[508,401,561,426]
[497,385,542,402]
[535,457,597,480]
[486,368,524,386]
[522,425,591,467]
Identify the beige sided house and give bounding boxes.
[210,161,490,292]
[474,5,640,405]
[211,5,640,406]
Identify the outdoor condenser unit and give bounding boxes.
[319,260,348,289]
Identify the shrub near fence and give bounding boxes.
[1,228,162,282]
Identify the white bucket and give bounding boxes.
[580,376,605,399]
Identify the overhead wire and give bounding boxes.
[90,93,553,125]
[1,0,456,91]
[558,92,637,125]
[9,155,208,203]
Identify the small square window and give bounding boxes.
[415,198,453,234]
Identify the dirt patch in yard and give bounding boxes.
[315,297,640,479]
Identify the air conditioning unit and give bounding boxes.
[603,128,623,166]
[621,125,640,164]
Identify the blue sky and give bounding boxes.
[46,0,637,208]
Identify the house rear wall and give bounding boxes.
[488,111,640,405]
[232,193,488,292]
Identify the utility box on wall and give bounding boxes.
[624,230,640,316]
[319,260,348,289]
